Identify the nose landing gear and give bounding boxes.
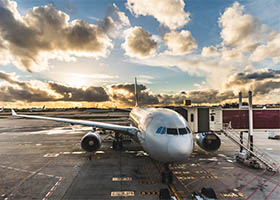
[112,132,123,150]
[161,164,173,184]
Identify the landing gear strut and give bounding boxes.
[161,164,173,184]
[112,132,123,150]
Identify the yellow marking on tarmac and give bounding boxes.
[111,191,135,197]
[138,180,157,184]
[112,177,132,181]
[139,191,159,195]
[220,192,240,198]
[177,176,195,180]
[169,183,182,200]
[173,171,190,175]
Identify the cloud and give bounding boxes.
[201,46,220,57]
[1,69,280,106]
[226,68,280,87]
[109,83,159,106]
[126,0,190,30]
[249,34,280,62]
[218,1,280,61]
[0,0,113,72]
[0,71,109,102]
[102,4,130,37]
[48,82,109,102]
[224,68,280,101]
[122,26,157,58]
[254,81,280,95]
[163,30,197,55]
[219,2,261,51]
[201,2,280,64]
[0,71,57,102]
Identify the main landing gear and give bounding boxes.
[161,164,173,184]
[112,132,123,150]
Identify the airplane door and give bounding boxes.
[198,108,209,132]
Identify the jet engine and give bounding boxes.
[81,131,102,152]
[195,132,221,152]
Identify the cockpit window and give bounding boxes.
[156,127,166,134]
[156,127,162,134]
[179,128,187,135]
[167,128,178,135]
[186,127,191,133]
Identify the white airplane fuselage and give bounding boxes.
[130,107,194,163]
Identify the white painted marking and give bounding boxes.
[95,151,105,154]
[222,167,234,169]
[43,153,60,158]
[72,151,84,154]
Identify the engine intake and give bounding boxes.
[81,131,102,152]
[196,132,221,152]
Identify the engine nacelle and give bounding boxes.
[81,131,102,152]
[196,132,221,152]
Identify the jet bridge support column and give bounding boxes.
[240,131,243,153]
[239,91,254,154]
[248,91,254,155]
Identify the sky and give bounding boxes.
[0,0,280,108]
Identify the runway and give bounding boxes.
[0,110,279,199]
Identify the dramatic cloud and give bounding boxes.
[102,3,130,37]
[0,71,57,102]
[109,83,159,106]
[226,68,280,87]
[0,0,113,72]
[163,30,197,55]
[48,82,109,102]
[0,71,109,102]
[218,1,280,63]
[219,2,261,51]
[126,0,190,30]
[122,26,157,58]
[224,68,280,102]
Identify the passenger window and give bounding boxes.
[191,113,194,122]
[211,115,215,121]
[179,128,187,135]
[167,128,178,135]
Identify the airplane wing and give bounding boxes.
[11,109,138,136]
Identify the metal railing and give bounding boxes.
[222,123,279,172]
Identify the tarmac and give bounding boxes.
[0,110,279,200]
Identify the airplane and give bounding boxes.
[30,105,46,112]
[11,78,221,183]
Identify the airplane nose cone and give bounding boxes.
[168,136,193,162]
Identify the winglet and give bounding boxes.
[11,109,17,116]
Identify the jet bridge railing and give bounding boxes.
[222,123,280,172]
